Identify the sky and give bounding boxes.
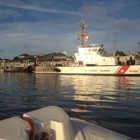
[0,0,140,59]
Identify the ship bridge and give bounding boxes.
[78,44,105,55]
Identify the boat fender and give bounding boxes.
[22,117,34,140]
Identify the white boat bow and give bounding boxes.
[0,106,134,140]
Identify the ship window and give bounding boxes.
[92,49,97,52]
[84,49,87,52]
[88,49,91,52]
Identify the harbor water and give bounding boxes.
[0,72,140,138]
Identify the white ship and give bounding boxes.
[35,22,140,75]
[0,106,131,140]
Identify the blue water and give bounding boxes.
[0,73,140,138]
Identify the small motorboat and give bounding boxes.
[0,106,132,140]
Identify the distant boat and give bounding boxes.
[4,66,33,73]
[0,106,131,140]
[34,21,140,76]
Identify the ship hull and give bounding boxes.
[34,65,140,76]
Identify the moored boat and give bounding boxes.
[4,66,33,73]
[34,21,140,75]
[0,106,131,140]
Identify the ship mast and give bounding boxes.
[77,21,89,48]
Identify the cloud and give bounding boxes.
[78,0,139,23]
[110,19,140,30]
[0,49,4,52]
[0,8,21,19]
[104,0,137,13]
[0,0,140,58]
[0,0,80,17]
[0,20,77,58]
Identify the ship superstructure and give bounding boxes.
[75,21,117,66]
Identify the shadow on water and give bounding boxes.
[0,73,140,138]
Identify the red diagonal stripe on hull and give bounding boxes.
[116,66,130,74]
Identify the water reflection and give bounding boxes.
[34,74,140,103]
[117,76,129,92]
[34,74,140,116]
[0,73,140,138]
[34,75,140,138]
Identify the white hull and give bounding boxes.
[35,65,140,75]
[0,106,131,140]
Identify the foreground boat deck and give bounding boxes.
[0,106,131,140]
